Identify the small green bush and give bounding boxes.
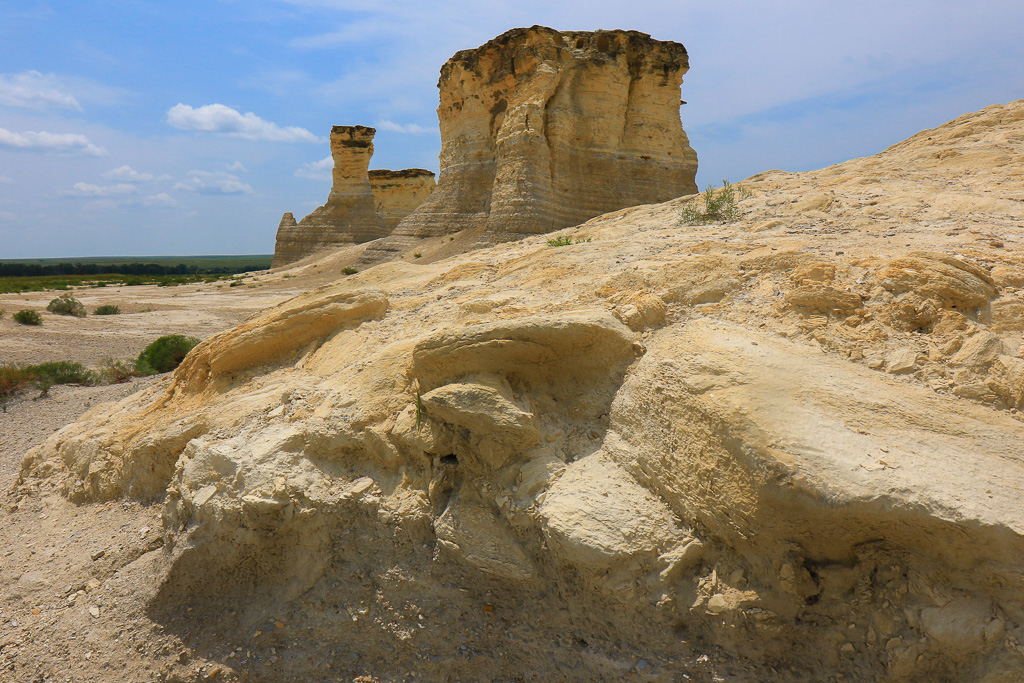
[136,335,201,375]
[341,267,358,275]
[14,310,41,325]
[47,292,87,317]
[29,361,97,385]
[94,304,121,315]
[680,180,747,225]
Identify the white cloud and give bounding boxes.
[376,120,432,134]
[0,175,13,184]
[0,127,106,156]
[62,182,138,197]
[0,70,81,110]
[224,161,247,173]
[294,155,332,180]
[143,193,178,207]
[0,210,15,220]
[166,103,321,142]
[103,164,153,182]
[173,170,253,195]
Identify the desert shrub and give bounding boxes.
[0,366,33,409]
[0,361,98,408]
[100,358,138,383]
[341,267,358,275]
[94,304,121,315]
[680,180,747,225]
[136,335,200,375]
[47,292,87,317]
[14,309,41,325]
[29,361,97,385]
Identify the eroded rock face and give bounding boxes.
[273,129,437,267]
[272,125,385,267]
[363,26,698,261]
[369,169,436,232]
[18,100,1024,681]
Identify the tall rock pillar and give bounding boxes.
[361,26,698,262]
[272,126,387,268]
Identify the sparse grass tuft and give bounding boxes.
[93,304,121,315]
[136,334,200,375]
[679,180,747,225]
[13,309,41,325]
[47,292,87,317]
[546,235,592,247]
[341,267,358,275]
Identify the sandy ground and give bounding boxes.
[0,270,336,682]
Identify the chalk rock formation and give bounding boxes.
[369,169,436,232]
[362,26,698,261]
[19,101,1024,681]
[272,126,393,267]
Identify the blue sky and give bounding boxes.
[0,0,1021,258]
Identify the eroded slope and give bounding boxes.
[15,99,1024,681]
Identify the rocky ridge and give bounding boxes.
[362,26,698,262]
[14,100,1024,680]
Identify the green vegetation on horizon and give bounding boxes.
[0,254,273,270]
[0,255,272,294]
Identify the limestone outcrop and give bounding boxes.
[369,169,436,232]
[272,128,435,267]
[18,101,1024,680]
[362,26,698,261]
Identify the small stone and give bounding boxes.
[91,550,105,561]
[253,630,262,639]
[139,526,150,537]
[86,578,101,592]
[89,606,100,618]
[482,604,494,613]
[886,348,919,375]
[275,621,285,629]
[840,643,856,654]
[636,659,651,670]
[30,608,40,615]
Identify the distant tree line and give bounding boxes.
[0,262,265,277]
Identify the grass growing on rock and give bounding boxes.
[680,180,747,225]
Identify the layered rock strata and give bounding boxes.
[369,169,436,232]
[274,126,431,267]
[362,26,698,262]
